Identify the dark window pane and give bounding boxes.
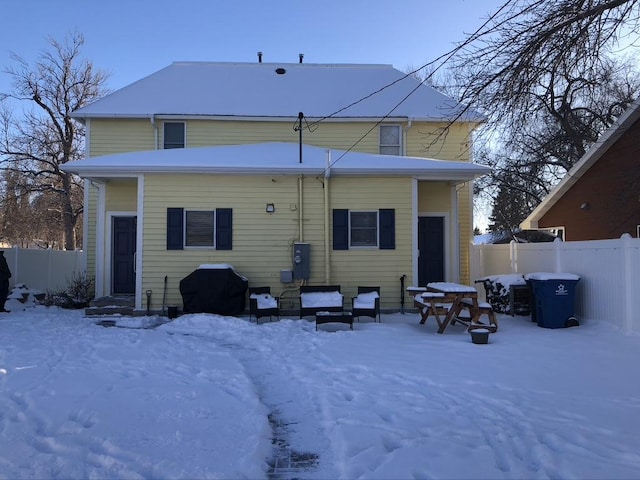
[164,122,185,149]
[380,125,400,144]
[186,211,214,246]
[350,212,377,247]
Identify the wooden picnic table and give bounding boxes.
[407,282,498,334]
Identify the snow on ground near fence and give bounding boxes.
[1,295,640,479]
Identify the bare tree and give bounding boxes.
[0,31,108,249]
[440,0,640,231]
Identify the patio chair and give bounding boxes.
[248,287,280,323]
[351,286,381,322]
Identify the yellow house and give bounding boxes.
[65,61,489,313]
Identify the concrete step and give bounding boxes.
[85,305,135,316]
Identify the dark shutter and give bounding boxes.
[216,208,233,250]
[167,208,184,250]
[379,209,395,250]
[333,209,349,250]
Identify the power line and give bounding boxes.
[316,1,511,173]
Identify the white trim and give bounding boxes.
[106,211,137,297]
[85,118,91,155]
[82,179,90,276]
[451,185,460,282]
[411,178,419,287]
[95,182,106,297]
[135,175,144,310]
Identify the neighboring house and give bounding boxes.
[64,60,489,312]
[521,97,640,241]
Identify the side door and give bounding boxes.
[112,216,136,294]
[418,216,445,286]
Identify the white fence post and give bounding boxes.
[509,240,517,273]
[554,237,562,272]
[622,233,633,331]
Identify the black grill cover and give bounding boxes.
[179,266,248,315]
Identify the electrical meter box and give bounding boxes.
[292,242,310,280]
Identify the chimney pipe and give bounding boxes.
[299,53,304,63]
[258,52,263,63]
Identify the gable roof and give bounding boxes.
[62,142,490,181]
[71,62,484,122]
[521,96,640,229]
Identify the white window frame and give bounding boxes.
[349,210,379,248]
[163,121,186,149]
[379,124,402,156]
[184,209,215,248]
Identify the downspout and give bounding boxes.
[150,114,158,149]
[402,118,413,156]
[324,150,331,284]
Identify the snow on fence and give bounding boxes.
[470,234,640,332]
[4,247,85,293]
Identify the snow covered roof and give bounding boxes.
[71,62,484,122]
[521,96,640,229]
[62,142,491,181]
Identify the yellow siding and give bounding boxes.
[405,121,477,161]
[140,174,412,309]
[457,183,473,284]
[90,119,155,156]
[329,177,413,308]
[105,179,137,212]
[184,120,381,153]
[418,181,451,212]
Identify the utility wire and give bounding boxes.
[317,2,511,173]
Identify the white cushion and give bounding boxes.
[353,291,379,309]
[301,291,343,308]
[250,293,278,309]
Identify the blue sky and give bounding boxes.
[1,0,504,95]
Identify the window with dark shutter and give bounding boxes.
[167,207,233,250]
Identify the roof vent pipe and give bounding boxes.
[258,52,263,63]
[299,53,304,63]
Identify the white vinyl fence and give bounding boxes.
[4,247,85,293]
[470,234,640,332]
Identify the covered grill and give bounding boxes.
[179,264,248,315]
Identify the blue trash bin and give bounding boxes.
[524,273,580,329]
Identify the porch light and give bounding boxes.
[266,203,275,214]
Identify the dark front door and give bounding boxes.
[112,216,136,294]
[418,216,445,286]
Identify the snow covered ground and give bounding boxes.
[1,291,640,479]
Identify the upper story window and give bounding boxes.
[379,125,401,155]
[163,122,185,149]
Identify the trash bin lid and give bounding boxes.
[524,272,580,281]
